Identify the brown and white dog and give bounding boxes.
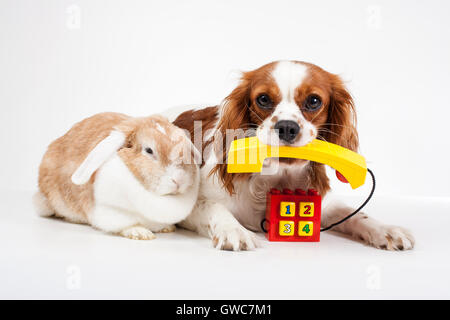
[174,60,414,251]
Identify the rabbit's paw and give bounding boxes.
[158,225,176,233]
[120,226,156,240]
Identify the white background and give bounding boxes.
[1,0,449,198]
[1,0,450,300]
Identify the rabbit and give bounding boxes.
[33,112,201,240]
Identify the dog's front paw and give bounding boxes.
[211,224,259,251]
[359,225,415,251]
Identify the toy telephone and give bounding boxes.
[227,136,367,189]
[226,137,375,242]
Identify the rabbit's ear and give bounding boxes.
[71,130,126,185]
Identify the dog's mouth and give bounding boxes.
[278,158,307,165]
[263,157,307,166]
[261,157,309,175]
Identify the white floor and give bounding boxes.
[0,189,449,299]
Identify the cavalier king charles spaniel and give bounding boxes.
[174,60,414,251]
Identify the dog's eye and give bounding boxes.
[145,147,153,155]
[304,95,322,111]
[256,94,273,109]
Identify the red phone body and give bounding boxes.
[265,188,321,242]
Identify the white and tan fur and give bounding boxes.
[34,112,200,240]
[175,60,415,251]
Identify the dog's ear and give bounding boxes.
[324,75,359,152]
[211,73,253,195]
[217,74,252,133]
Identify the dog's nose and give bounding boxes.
[274,120,300,143]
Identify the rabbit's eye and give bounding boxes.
[145,147,153,155]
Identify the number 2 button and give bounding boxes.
[299,202,314,217]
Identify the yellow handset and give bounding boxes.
[227,137,367,189]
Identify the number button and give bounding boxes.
[298,221,313,236]
[279,221,295,236]
[299,202,314,217]
[280,202,295,217]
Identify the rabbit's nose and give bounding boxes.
[171,178,180,189]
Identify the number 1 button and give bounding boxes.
[280,202,295,217]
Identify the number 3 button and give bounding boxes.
[279,221,295,236]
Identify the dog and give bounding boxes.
[174,60,414,251]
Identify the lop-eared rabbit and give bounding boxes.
[34,112,200,240]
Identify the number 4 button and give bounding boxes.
[298,221,313,236]
[299,202,314,217]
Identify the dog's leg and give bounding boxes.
[322,200,415,250]
[178,200,259,251]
